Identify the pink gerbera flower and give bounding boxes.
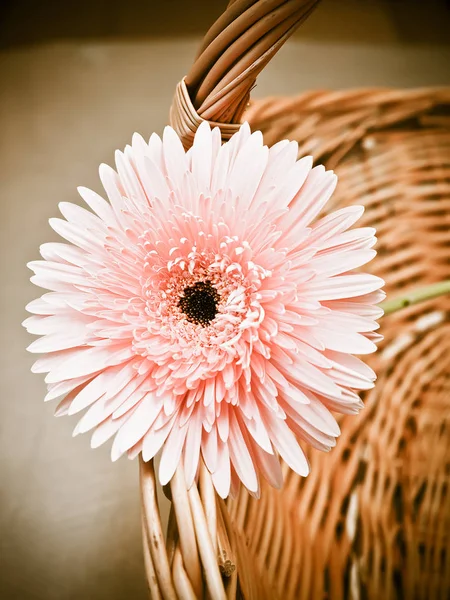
[24,122,384,498]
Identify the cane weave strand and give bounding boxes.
[140,2,450,598]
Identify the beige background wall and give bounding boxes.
[1,1,449,598]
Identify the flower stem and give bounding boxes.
[380,280,450,316]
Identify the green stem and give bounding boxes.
[380,280,450,316]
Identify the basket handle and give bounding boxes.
[170,0,321,148]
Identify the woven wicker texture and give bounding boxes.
[140,2,450,598]
[231,89,450,599]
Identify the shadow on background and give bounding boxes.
[1,0,450,49]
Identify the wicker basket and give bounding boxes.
[140,2,450,598]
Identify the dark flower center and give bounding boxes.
[179,280,219,326]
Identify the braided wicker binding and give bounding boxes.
[170,0,321,148]
[141,2,450,598]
